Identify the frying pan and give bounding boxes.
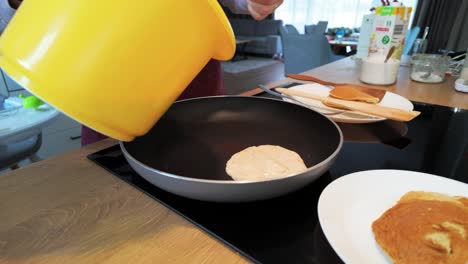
[121,96,343,202]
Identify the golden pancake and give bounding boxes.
[372,191,468,264]
[225,145,307,181]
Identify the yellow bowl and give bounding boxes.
[0,0,235,141]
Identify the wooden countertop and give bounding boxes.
[242,57,468,110]
[0,139,247,264]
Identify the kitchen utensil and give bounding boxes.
[384,46,396,63]
[329,86,379,104]
[258,84,345,115]
[278,83,414,124]
[403,27,420,56]
[421,26,429,42]
[411,38,428,55]
[276,88,420,122]
[259,85,379,119]
[286,74,387,101]
[419,69,432,79]
[121,96,343,202]
[0,0,235,141]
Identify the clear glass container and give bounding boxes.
[460,49,468,81]
[410,38,428,55]
[410,54,449,83]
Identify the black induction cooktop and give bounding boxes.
[88,85,468,264]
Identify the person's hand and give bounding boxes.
[247,0,283,20]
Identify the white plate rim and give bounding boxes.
[317,169,468,264]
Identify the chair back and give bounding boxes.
[284,24,300,34]
[304,25,317,35]
[305,21,328,35]
[280,27,337,74]
[316,21,328,34]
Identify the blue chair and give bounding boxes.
[284,24,300,34]
[304,24,317,35]
[305,21,328,35]
[280,26,344,75]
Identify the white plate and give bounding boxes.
[317,169,468,264]
[283,83,414,124]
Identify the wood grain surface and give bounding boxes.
[0,139,248,264]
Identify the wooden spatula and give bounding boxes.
[286,74,387,102]
[276,88,420,122]
[329,85,379,104]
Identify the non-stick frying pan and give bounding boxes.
[121,96,343,202]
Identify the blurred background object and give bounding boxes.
[411,0,468,53]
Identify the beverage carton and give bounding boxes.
[369,6,412,60]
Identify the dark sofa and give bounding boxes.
[229,19,283,57]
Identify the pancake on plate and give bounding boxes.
[372,191,468,264]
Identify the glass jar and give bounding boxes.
[411,54,449,83]
[410,38,428,55]
[460,49,468,80]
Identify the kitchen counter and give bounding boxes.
[0,139,247,264]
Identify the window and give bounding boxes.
[275,0,418,33]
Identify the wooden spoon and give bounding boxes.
[276,88,420,122]
[286,74,387,102]
[385,46,396,63]
[329,85,380,104]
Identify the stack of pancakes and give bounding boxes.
[372,191,468,264]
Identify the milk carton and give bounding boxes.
[369,6,412,60]
[356,14,375,59]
